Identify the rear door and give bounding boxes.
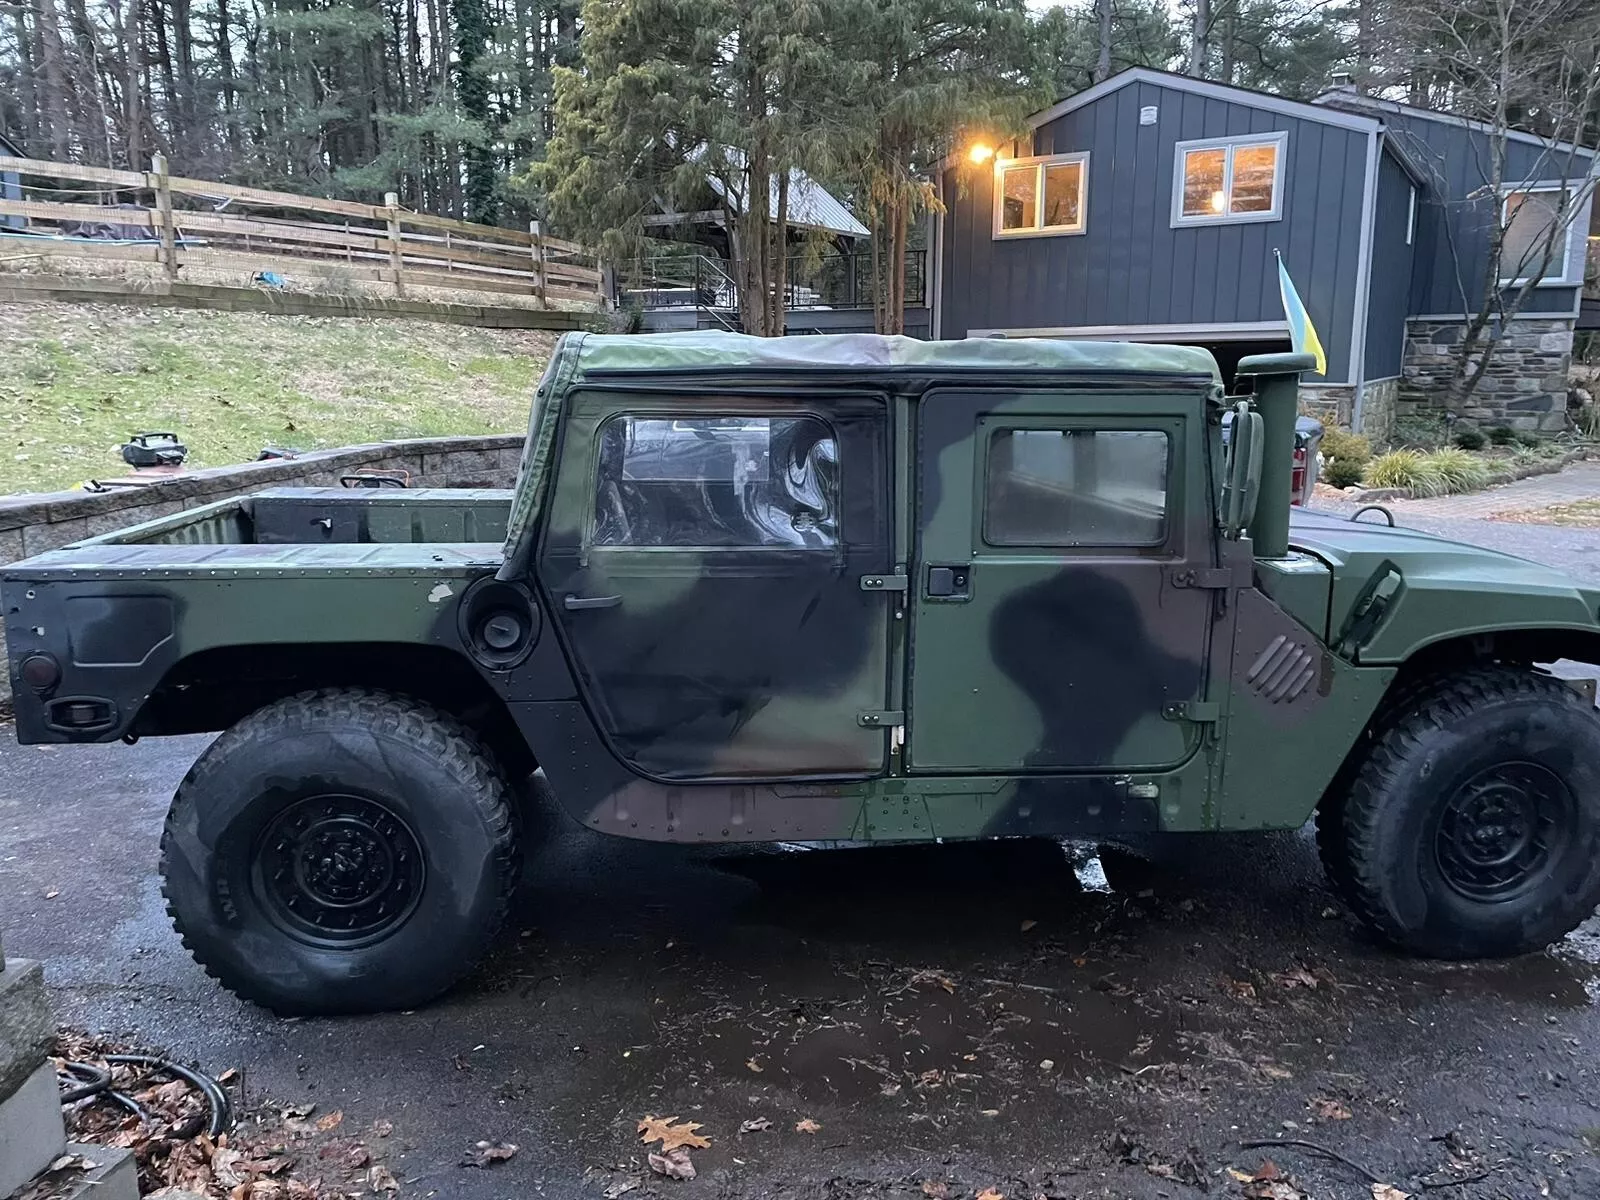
[908,387,1215,774]
[537,388,895,781]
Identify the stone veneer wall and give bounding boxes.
[1400,317,1575,432]
[0,434,525,706]
[1299,377,1399,443]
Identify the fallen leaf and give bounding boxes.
[746,1058,764,1073]
[45,890,60,899]
[638,1115,711,1152]
[976,1189,1004,1200]
[462,1141,518,1167]
[795,1118,821,1135]
[1019,919,1037,932]
[922,1182,951,1200]
[371,1120,393,1138]
[344,1145,372,1170]
[217,1068,240,1084]
[738,1117,773,1134]
[366,1165,398,1194]
[648,1147,696,1181]
[1274,967,1320,990]
[1311,1097,1353,1120]
[880,1083,901,1097]
[603,1180,640,1199]
[1222,977,1258,1000]
[315,1111,344,1133]
[979,1109,1000,1117]
[1371,1187,1410,1200]
[1258,1061,1294,1081]
[1038,1059,1055,1071]
[1255,1160,1283,1181]
[1228,1168,1256,1183]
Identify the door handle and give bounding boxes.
[564,593,622,611]
[925,564,972,600]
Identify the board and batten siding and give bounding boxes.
[939,77,1372,383]
[1392,112,1596,319]
[1363,146,1418,380]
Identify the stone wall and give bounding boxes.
[1300,377,1398,443]
[0,434,524,565]
[1400,317,1575,432]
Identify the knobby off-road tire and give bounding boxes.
[160,688,520,1014]
[1334,667,1600,959]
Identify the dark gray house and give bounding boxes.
[930,68,1597,437]
[0,129,22,230]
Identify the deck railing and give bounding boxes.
[617,249,926,315]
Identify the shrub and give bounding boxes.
[1322,457,1366,489]
[1487,425,1518,445]
[1319,427,1371,465]
[1425,447,1492,494]
[1452,427,1487,451]
[1366,449,1446,496]
[1514,429,1542,448]
[1392,411,1448,448]
[1576,403,1600,439]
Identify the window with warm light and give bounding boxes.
[993,152,1089,238]
[1171,133,1286,226]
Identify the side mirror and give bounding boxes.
[1222,400,1264,540]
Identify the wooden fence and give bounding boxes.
[0,153,605,307]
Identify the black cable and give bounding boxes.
[57,1062,110,1104]
[57,1055,233,1138]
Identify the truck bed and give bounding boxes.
[5,487,513,580]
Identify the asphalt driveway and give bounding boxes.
[4,504,1600,1199]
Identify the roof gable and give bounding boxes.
[1313,92,1599,158]
[1026,67,1380,135]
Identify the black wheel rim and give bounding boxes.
[1433,762,1574,902]
[254,795,424,946]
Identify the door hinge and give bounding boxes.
[1169,566,1234,590]
[857,709,905,728]
[1162,700,1220,723]
[859,573,909,592]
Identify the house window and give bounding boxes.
[994,152,1089,238]
[1500,186,1576,285]
[1171,133,1287,226]
[983,428,1169,547]
[592,415,839,548]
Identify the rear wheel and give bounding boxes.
[160,688,519,1014]
[1337,668,1600,958]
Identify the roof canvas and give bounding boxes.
[566,329,1222,383]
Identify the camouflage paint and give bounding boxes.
[7,331,1600,845]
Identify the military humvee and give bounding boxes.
[7,332,1600,1014]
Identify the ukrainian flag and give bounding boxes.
[1275,251,1327,376]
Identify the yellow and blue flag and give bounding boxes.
[1275,251,1326,377]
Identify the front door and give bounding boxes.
[538,389,894,781]
[908,388,1215,774]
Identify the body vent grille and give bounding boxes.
[1246,634,1318,703]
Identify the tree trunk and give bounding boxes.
[1094,0,1112,83]
[37,0,73,158]
[1188,0,1209,78]
[124,0,145,167]
[11,3,39,152]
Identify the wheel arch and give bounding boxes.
[132,642,536,778]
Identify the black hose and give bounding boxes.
[57,1062,110,1104]
[58,1054,232,1138]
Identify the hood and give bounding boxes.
[1286,508,1600,662]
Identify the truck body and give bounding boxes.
[8,331,1600,1013]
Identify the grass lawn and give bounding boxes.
[0,302,559,495]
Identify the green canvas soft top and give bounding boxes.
[498,330,1222,579]
[564,330,1224,383]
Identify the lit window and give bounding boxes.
[1500,187,1575,285]
[994,152,1088,237]
[1172,134,1286,226]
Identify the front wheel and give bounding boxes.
[1336,668,1600,958]
[160,688,520,1014]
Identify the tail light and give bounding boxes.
[1290,444,1309,506]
